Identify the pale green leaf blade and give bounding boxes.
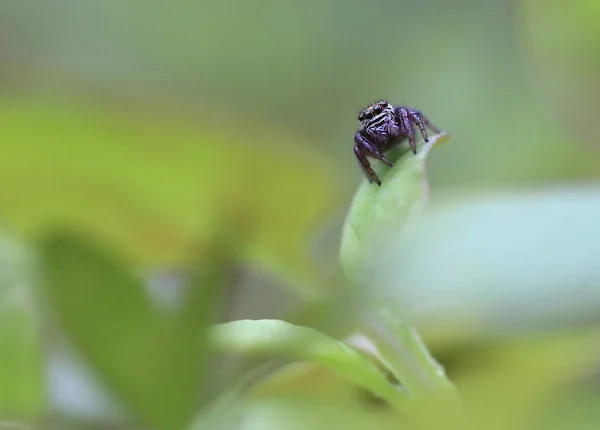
[208,319,407,411]
[366,184,600,333]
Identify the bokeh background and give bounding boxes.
[2,0,600,429]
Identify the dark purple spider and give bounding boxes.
[354,100,441,186]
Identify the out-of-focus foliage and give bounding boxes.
[38,229,227,430]
[2,0,600,429]
[209,319,407,411]
[0,96,341,296]
[197,363,407,430]
[193,330,599,430]
[0,234,44,420]
[3,0,600,190]
[366,184,600,334]
[517,0,600,144]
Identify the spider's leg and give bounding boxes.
[395,107,417,154]
[354,144,381,186]
[355,131,394,166]
[354,133,382,185]
[411,110,441,134]
[407,111,429,144]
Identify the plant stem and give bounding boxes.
[360,306,475,430]
[361,306,455,396]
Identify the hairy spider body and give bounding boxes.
[354,100,441,186]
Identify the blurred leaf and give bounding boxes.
[208,319,409,413]
[536,379,600,430]
[339,133,450,287]
[0,96,341,297]
[0,234,44,419]
[517,0,600,144]
[189,364,281,430]
[202,329,600,430]
[453,329,599,430]
[38,229,229,430]
[239,363,408,430]
[189,388,244,430]
[363,183,600,333]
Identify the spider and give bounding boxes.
[354,100,441,186]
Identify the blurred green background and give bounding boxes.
[2,0,600,429]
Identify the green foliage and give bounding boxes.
[364,184,600,332]
[339,132,450,287]
[0,97,340,296]
[37,229,230,430]
[4,126,599,430]
[3,1,600,429]
[198,134,600,430]
[518,0,600,143]
[0,235,44,419]
[208,319,410,412]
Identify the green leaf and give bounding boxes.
[189,361,410,430]
[225,364,409,430]
[208,319,409,412]
[0,234,44,419]
[364,183,600,333]
[38,229,227,430]
[0,97,341,297]
[340,133,450,287]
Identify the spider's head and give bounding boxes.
[357,100,394,128]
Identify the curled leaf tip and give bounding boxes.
[419,132,451,157]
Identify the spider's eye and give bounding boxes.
[358,113,365,121]
[363,111,373,120]
[373,105,382,114]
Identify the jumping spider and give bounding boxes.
[354,100,441,186]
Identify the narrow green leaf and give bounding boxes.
[208,319,409,412]
[38,230,217,430]
[340,133,450,286]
